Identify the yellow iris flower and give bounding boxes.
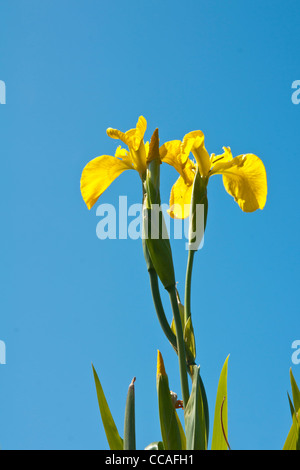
[160,130,268,218]
[80,116,148,209]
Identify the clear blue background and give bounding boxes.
[0,0,299,450]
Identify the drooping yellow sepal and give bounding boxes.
[161,128,267,216]
[80,116,150,209]
[169,175,194,219]
[209,153,267,212]
[80,153,133,209]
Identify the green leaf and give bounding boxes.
[283,414,300,450]
[184,365,207,450]
[283,370,300,450]
[287,392,295,419]
[184,316,196,365]
[211,355,230,450]
[175,412,186,450]
[290,368,300,413]
[124,377,136,450]
[144,441,164,451]
[199,373,210,442]
[92,364,123,450]
[170,299,184,336]
[170,298,196,365]
[157,351,184,450]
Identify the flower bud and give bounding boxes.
[143,129,176,290]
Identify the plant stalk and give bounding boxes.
[184,249,195,324]
[149,269,177,353]
[168,286,190,408]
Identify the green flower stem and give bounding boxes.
[149,269,177,353]
[168,285,190,409]
[184,249,195,325]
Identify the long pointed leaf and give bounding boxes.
[156,351,184,450]
[283,422,300,450]
[283,397,300,451]
[124,377,136,450]
[290,368,300,412]
[199,373,210,441]
[184,365,207,450]
[211,355,230,450]
[92,364,123,450]
[283,370,300,450]
[175,412,186,450]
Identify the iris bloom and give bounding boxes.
[80,116,148,209]
[160,130,267,218]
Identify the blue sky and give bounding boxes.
[0,0,299,450]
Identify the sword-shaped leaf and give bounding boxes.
[92,364,123,450]
[156,350,185,450]
[211,355,230,450]
[123,377,136,450]
[184,365,207,450]
[283,369,300,450]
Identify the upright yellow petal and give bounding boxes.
[169,175,194,219]
[123,117,147,152]
[210,154,267,212]
[107,116,147,176]
[181,131,211,177]
[80,155,132,209]
[107,116,147,151]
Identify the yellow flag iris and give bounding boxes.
[160,131,267,218]
[80,116,148,209]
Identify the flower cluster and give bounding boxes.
[81,116,267,217]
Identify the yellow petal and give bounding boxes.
[210,146,233,166]
[80,155,132,209]
[131,115,147,151]
[160,140,186,171]
[210,154,267,212]
[115,145,131,163]
[169,175,194,219]
[160,140,195,185]
[107,117,147,176]
[106,116,147,151]
[181,131,211,177]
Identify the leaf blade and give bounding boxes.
[92,364,123,450]
[184,365,207,450]
[211,355,230,450]
[123,377,136,450]
[156,351,184,450]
